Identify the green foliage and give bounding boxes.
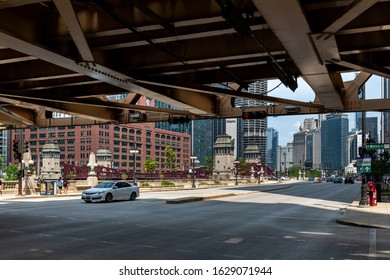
[288,165,301,179]
[213,180,221,184]
[161,181,175,186]
[305,169,322,178]
[143,157,157,174]
[141,182,150,187]
[370,150,390,179]
[238,157,251,176]
[204,156,214,177]
[5,164,19,180]
[164,147,177,171]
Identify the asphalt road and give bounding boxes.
[1,181,390,260]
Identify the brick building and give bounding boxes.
[11,123,191,175]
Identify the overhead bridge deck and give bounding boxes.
[1,0,390,128]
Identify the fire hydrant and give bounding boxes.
[367,181,377,206]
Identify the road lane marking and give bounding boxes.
[137,245,157,249]
[224,237,243,244]
[38,233,53,237]
[68,237,85,241]
[100,241,117,245]
[369,228,377,260]
[298,231,334,236]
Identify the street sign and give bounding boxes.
[359,166,371,173]
[366,143,390,149]
[357,156,371,173]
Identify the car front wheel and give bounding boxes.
[105,193,113,203]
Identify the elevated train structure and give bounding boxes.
[1,0,390,129]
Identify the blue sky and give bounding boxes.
[267,73,382,146]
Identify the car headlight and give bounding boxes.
[96,191,105,194]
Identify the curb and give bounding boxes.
[336,218,390,229]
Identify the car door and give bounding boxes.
[116,182,130,200]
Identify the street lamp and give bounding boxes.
[234,160,239,185]
[190,156,197,188]
[129,148,139,185]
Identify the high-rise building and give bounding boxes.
[292,130,306,168]
[235,81,268,164]
[192,119,213,165]
[381,78,390,142]
[292,118,321,170]
[154,100,190,134]
[305,128,321,169]
[1,130,9,171]
[366,117,378,143]
[321,114,349,171]
[267,127,278,170]
[277,143,293,174]
[348,130,362,162]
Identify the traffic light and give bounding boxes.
[12,139,20,160]
[242,111,267,119]
[168,116,191,125]
[358,147,367,157]
[23,141,29,153]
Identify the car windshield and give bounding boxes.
[94,182,116,189]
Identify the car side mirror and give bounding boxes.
[113,186,118,189]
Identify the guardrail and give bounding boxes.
[3,181,19,190]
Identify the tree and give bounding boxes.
[5,164,19,180]
[238,157,251,177]
[370,150,390,180]
[288,165,301,179]
[144,158,157,174]
[165,147,177,171]
[204,156,214,178]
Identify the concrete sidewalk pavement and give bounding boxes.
[336,200,390,229]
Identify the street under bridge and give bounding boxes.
[1,0,390,128]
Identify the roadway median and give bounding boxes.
[166,193,237,204]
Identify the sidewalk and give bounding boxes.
[336,200,390,229]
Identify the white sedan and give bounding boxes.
[81,181,139,203]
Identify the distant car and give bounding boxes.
[344,177,354,184]
[326,176,334,182]
[333,177,343,183]
[81,181,139,203]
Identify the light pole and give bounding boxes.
[129,148,139,185]
[234,160,239,185]
[191,156,197,188]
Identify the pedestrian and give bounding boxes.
[0,177,2,196]
[37,177,42,187]
[58,177,63,194]
[63,178,68,194]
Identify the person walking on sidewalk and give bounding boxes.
[57,177,63,194]
[63,178,68,194]
[0,177,2,196]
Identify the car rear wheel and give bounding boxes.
[130,192,137,201]
[105,193,113,203]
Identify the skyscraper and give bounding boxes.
[321,114,349,171]
[235,81,268,164]
[192,119,213,165]
[267,127,278,170]
[381,78,390,142]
